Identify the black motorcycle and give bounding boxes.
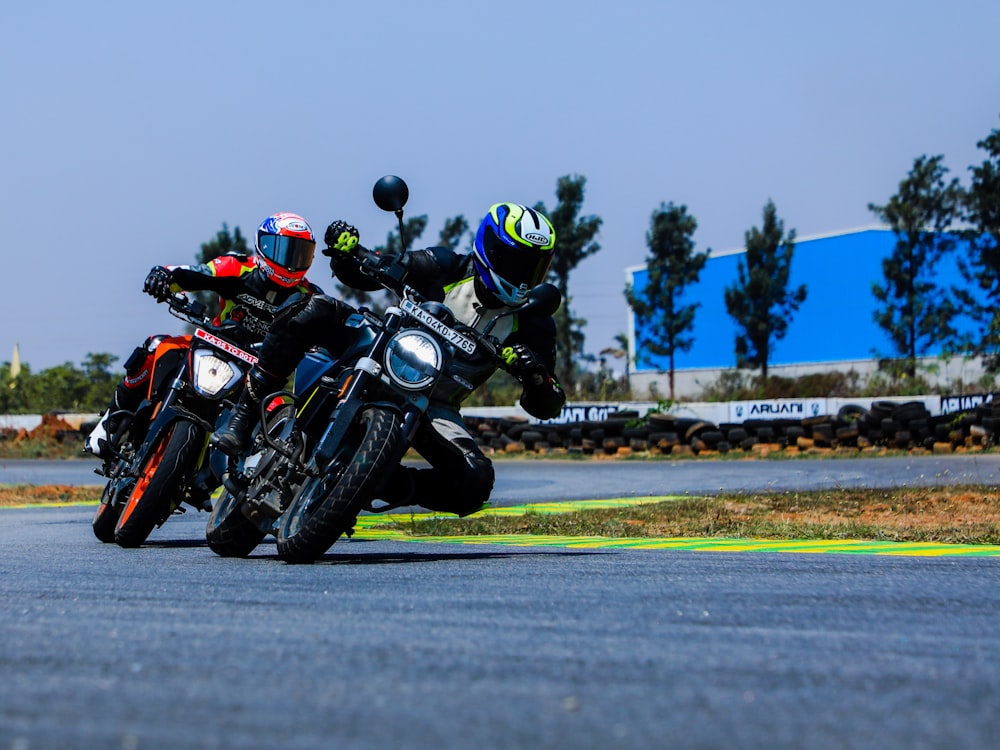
[92,293,258,547]
[206,176,559,563]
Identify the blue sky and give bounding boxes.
[3,0,998,376]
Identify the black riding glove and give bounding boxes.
[322,221,360,257]
[143,266,174,301]
[501,344,548,386]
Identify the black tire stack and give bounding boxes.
[465,399,1000,456]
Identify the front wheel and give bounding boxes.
[114,420,203,548]
[206,488,266,557]
[276,406,401,564]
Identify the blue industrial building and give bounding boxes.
[626,227,982,396]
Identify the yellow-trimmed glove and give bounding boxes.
[501,344,547,385]
[323,221,360,256]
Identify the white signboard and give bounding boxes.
[939,392,994,415]
[729,398,828,423]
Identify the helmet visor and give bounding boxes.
[258,234,316,271]
[482,230,553,290]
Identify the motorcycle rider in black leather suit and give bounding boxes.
[85,213,322,461]
[212,203,565,517]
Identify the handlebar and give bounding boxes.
[163,292,210,326]
[352,245,410,297]
[163,292,258,350]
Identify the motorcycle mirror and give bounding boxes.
[483,283,562,336]
[373,175,409,213]
[523,283,561,317]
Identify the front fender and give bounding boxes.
[132,407,206,476]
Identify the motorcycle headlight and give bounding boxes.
[384,330,442,390]
[191,349,244,398]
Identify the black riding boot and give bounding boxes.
[210,369,282,456]
[368,466,417,512]
[211,391,258,456]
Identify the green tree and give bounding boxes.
[534,175,602,394]
[625,202,709,400]
[198,222,249,263]
[724,200,806,386]
[869,155,962,379]
[0,354,118,414]
[0,360,30,413]
[35,363,94,412]
[437,215,470,251]
[600,331,630,393]
[79,353,119,409]
[955,120,1000,369]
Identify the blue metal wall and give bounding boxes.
[628,228,976,372]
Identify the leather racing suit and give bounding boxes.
[248,245,565,516]
[88,253,322,457]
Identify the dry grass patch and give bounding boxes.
[0,485,98,507]
[8,483,1000,545]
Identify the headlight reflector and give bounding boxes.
[191,350,243,397]
[385,331,442,389]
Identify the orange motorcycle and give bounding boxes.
[92,293,258,547]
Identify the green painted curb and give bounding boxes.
[356,497,1000,557]
[8,495,1000,557]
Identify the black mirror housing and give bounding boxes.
[373,175,409,213]
[524,283,561,317]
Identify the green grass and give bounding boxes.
[5,475,1000,546]
[371,486,1000,545]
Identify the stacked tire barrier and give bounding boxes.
[465,400,1000,457]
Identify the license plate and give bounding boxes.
[194,328,259,364]
[401,299,476,354]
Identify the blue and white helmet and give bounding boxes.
[472,203,556,306]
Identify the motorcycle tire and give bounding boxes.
[206,403,297,557]
[276,406,401,564]
[92,429,138,543]
[205,488,266,557]
[92,480,125,543]
[114,419,203,548]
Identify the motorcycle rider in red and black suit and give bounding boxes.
[211,203,566,517]
[85,213,323,461]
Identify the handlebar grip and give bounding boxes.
[353,248,408,294]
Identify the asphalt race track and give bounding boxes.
[6,452,1000,499]
[2,458,1000,748]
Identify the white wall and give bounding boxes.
[628,356,993,402]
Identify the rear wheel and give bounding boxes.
[92,422,138,543]
[206,488,267,557]
[276,407,401,564]
[206,405,297,557]
[114,420,203,548]
[91,482,123,543]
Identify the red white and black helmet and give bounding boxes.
[254,213,316,287]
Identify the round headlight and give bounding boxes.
[385,331,442,389]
